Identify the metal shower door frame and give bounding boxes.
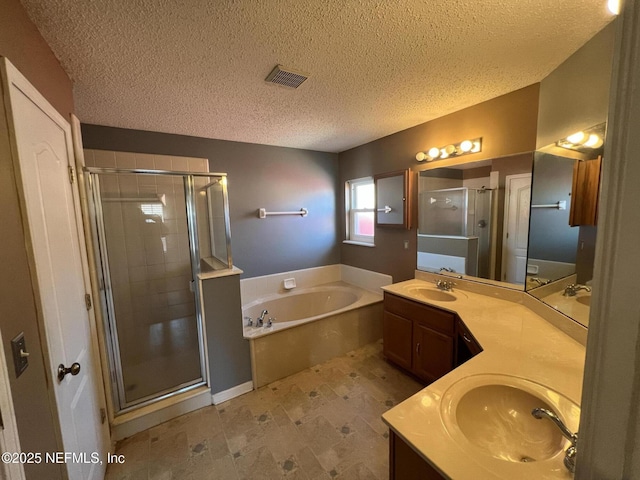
[87,167,224,414]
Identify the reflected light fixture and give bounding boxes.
[415,137,482,162]
[608,0,620,15]
[557,124,606,151]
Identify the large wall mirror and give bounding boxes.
[417,153,533,289]
[526,124,605,327]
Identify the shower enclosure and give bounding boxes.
[86,166,231,413]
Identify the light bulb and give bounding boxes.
[444,145,456,155]
[584,134,604,148]
[416,152,427,162]
[567,131,586,144]
[460,140,473,152]
[471,141,481,152]
[440,148,449,159]
[608,0,620,15]
[428,147,441,159]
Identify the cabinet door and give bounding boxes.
[569,156,602,226]
[383,311,413,371]
[413,322,454,383]
[374,169,412,229]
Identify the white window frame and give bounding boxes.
[345,176,375,246]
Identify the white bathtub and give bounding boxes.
[242,281,384,387]
[242,281,380,339]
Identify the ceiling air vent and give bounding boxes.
[265,65,309,89]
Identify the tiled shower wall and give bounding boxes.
[84,150,208,369]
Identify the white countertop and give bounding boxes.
[381,278,585,479]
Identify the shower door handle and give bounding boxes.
[58,362,81,382]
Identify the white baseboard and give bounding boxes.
[212,381,254,405]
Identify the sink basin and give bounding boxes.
[576,295,591,306]
[455,385,564,462]
[408,287,457,302]
[441,374,580,467]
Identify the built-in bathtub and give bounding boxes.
[242,272,387,388]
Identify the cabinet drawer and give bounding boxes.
[457,319,482,356]
[384,292,455,335]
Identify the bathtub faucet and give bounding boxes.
[257,310,268,327]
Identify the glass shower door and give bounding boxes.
[93,172,204,408]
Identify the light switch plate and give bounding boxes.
[10,332,28,378]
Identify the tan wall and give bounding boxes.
[339,84,540,282]
[0,0,74,118]
[0,1,74,477]
[536,22,615,150]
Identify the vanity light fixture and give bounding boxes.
[557,124,605,151]
[415,138,482,162]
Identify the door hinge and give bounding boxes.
[100,408,106,425]
[68,166,76,184]
[85,293,92,311]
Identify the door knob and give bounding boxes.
[57,362,81,382]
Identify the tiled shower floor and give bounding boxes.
[105,340,423,480]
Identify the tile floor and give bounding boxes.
[105,340,423,480]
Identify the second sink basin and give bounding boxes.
[441,374,580,468]
[455,384,564,462]
[576,295,591,306]
[407,287,466,302]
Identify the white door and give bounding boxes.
[502,173,532,284]
[1,59,108,479]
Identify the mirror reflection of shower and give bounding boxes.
[418,186,495,278]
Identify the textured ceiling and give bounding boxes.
[20,0,614,153]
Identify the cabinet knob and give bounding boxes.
[462,333,472,343]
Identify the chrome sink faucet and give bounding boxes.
[531,407,578,473]
[563,284,592,297]
[435,279,456,292]
[257,309,268,327]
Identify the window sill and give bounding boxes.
[343,240,375,248]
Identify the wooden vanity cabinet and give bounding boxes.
[385,294,484,480]
[382,292,455,383]
[389,431,445,480]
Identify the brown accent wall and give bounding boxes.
[0,0,74,118]
[339,84,539,282]
[0,1,73,478]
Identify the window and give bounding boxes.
[345,177,375,245]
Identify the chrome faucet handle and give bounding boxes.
[244,316,253,327]
[531,407,578,473]
[266,317,274,327]
[257,309,268,327]
[564,284,591,296]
